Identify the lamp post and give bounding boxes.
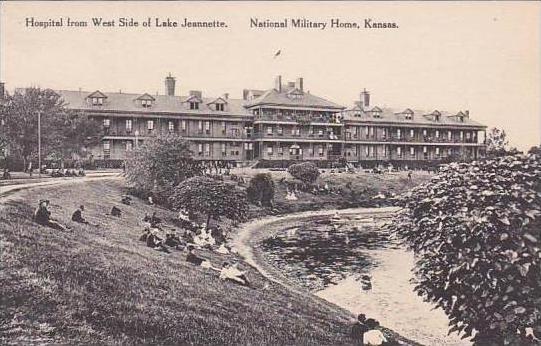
[38,110,41,179]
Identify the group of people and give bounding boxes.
[50,168,85,178]
[351,314,389,345]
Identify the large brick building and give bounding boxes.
[56,75,487,167]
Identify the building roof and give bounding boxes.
[343,106,486,128]
[244,88,345,110]
[56,90,250,116]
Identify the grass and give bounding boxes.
[0,179,420,345]
[230,169,433,215]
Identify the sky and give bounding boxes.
[1,1,540,150]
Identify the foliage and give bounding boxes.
[169,176,248,227]
[528,146,540,155]
[287,162,320,185]
[0,87,99,166]
[124,135,202,200]
[246,173,275,207]
[389,154,541,344]
[485,127,510,157]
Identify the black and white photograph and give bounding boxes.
[0,1,540,345]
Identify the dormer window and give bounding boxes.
[216,103,224,111]
[403,109,414,120]
[103,118,110,127]
[136,93,156,109]
[93,97,103,106]
[431,110,441,122]
[88,90,107,106]
[371,106,382,118]
[190,101,199,110]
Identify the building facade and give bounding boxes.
[55,75,487,167]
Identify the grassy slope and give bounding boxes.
[0,180,364,345]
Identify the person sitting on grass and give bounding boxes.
[185,245,207,266]
[110,206,122,217]
[33,200,68,231]
[121,195,132,205]
[71,205,89,224]
[219,261,250,287]
[145,228,170,253]
[363,318,387,346]
[165,231,184,250]
[351,314,369,345]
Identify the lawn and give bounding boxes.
[0,179,420,345]
[230,169,432,215]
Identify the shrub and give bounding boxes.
[246,173,275,207]
[124,135,202,200]
[389,154,541,344]
[169,176,248,228]
[288,162,320,185]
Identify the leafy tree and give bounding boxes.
[0,87,99,168]
[169,176,248,228]
[288,162,320,185]
[528,146,540,155]
[389,154,541,345]
[246,173,275,207]
[124,135,202,199]
[486,127,510,157]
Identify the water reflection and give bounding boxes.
[260,214,399,291]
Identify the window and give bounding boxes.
[383,146,387,157]
[410,129,415,138]
[460,131,464,140]
[168,121,175,132]
[318,129,324,137]
[365,146,370,157]
[448,148,453,156]
[103,118,110,127]
[277,126,283,135]
[436,130,440,138]
[215,103,225,111]
[181,120,187,132]
[277,146,283,155]
[147,120,154,131]
[309,146,314,156]
[126,119,132,132]
[198,121,203,133]
[267,146,273,155]
[126,141,133,151]
[292,127,300,136]
[423,129,427,137]
[410,147,415,156]
[267,126,273,135]
[198,144,203,156]
[141,99,152,108]
[435,147,440,156]
[448,130,452,140]
[466,132,471,140]
[405,113,413,120]
[103,141,110,150]
[204,121,210,134]
[204,143,210,156]
[230,128,240,137]
[92,97,103,106]
[318,146,324,157]
[423,146,427,153]
[308,126,314,135]
[373,111,381,118]
[397,146,402,158]
[190,102,199,110]
[369,127,375,137]
[221,122,227,135]
[221,143,226,156]
[397,129,402,139]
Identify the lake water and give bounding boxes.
[259,213,471,346]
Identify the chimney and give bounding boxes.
[274,75,282,92]
[223,93,229,100]
[295,77,304,91]
[0,82,4,100]
[165,73,176,96]
[361,89,370,108]
[464,110,470,118]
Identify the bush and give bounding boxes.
[287,162,320,185]
[389,154,541,344]
[169,176,248,228]
[124,135,202,201]
[247,173,275,207]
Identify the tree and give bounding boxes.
[528,146,540,155]
[485,127,510,157]
[246,173,275,207]
[389,154,541,345]
[124,135,202,199]
[0,87,99,168]
[169,176,248,228]
[287,162,320,185]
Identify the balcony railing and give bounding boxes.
[254,114,342,124]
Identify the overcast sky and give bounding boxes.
[1,1,539,150]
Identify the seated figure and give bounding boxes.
[71,205,89,224]
[219,262,250,287]
[33,200,68,231]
